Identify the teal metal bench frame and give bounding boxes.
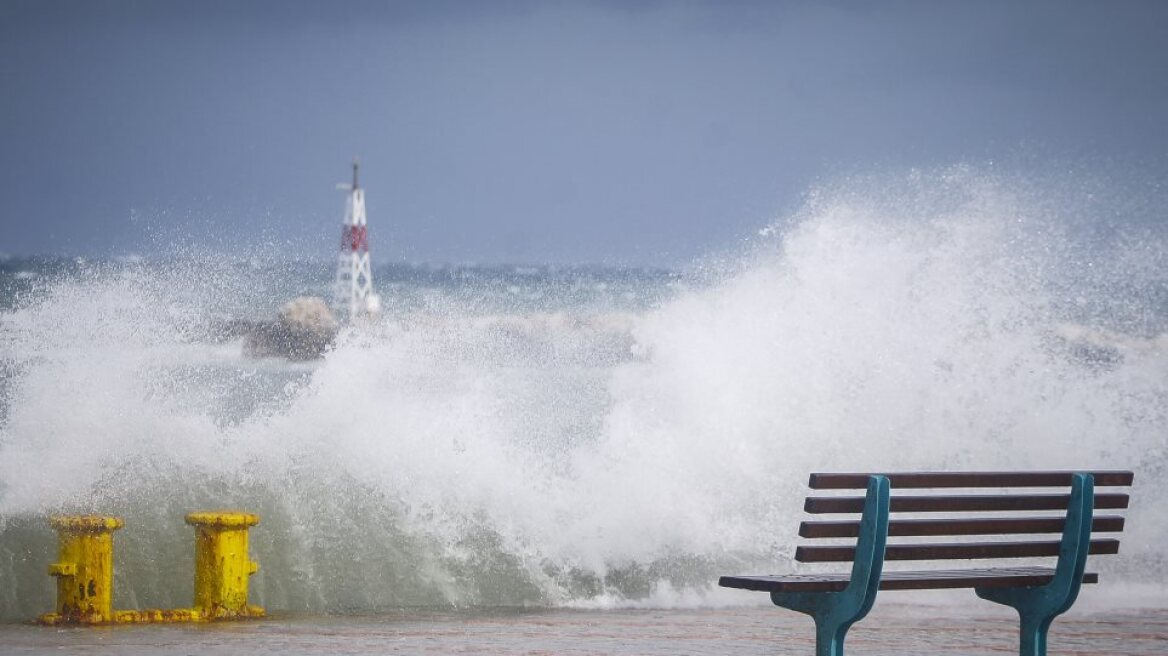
[751,472,1100,656]
[976,473,1094,656]
[769,475,890,656]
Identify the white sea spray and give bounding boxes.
[0,168,1164,619]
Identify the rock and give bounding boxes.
[244,297,339,360]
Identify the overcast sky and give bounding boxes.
[1,0,1166,265]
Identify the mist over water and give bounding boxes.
[0,168,1165,621]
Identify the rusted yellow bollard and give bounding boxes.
[38,515,123,625]
[184,511,264,619]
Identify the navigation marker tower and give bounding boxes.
[334,159,381,320]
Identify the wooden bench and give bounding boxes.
[719,470,1133,656]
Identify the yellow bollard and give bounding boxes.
[38,515,123,625]
[184,511,264,619]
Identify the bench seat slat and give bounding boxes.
[799,515,1126,538]
[719,568,1100,593]
[797,538,1120,562]
[805,493,1129,514]
[808,471,1133,489]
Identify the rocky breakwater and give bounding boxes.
[241,296,339,360]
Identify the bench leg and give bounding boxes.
[769,592,862,656]
[973,595,1057,656]
[975,472,1095,656]
[1018,612,1052,656]
[813,615,851,656]
[770,476,890,656]
[977,574,1078,656]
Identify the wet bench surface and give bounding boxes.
[719,470,1134,656]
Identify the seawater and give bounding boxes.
[1,169,1166,626]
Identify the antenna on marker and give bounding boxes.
[333,157,381,321]
[335,157,360,192]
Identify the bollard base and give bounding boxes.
[36,612,108,626]
[199,604,266,621]
[36,606,265,625]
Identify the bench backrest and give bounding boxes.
[798,471,1133,565]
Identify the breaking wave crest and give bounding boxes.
[1,167,1165,620]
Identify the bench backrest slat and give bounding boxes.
[796,537,1121,562]
[808,470,1134,489]
[800,515,1125,538]
[797,470,1132,571]
[805,493,1130,514]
